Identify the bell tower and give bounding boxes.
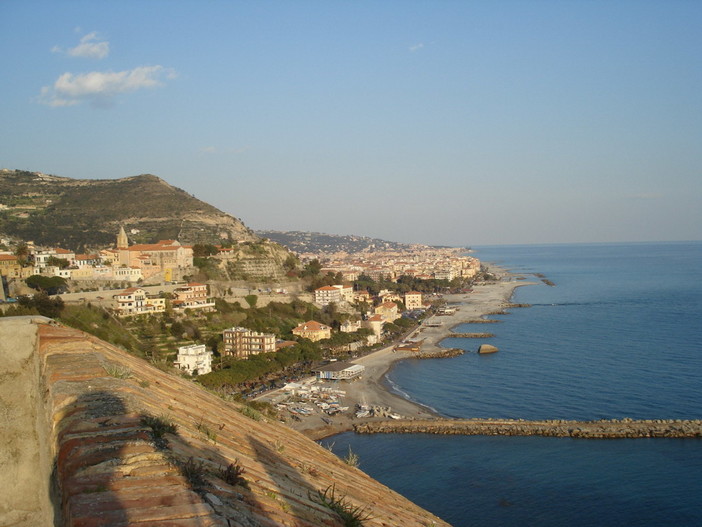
[117,225,129,249]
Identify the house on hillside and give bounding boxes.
[292,320,331,342]
[174,344,213,375]
[112,287,165,317]
[172,283,215,312]
[374,301,400,322]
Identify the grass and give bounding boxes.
[312,484,373,526]
[195,418,218,443]
[141,414,178,449]
[103,363,132,379]
[238,405,263,421]
[343,446,360,468]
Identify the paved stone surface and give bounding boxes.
[1,317,450,526]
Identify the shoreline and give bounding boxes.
[259,265,536,440]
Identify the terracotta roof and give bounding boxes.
[293,320,329,332]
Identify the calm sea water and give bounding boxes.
[325,242,702,526]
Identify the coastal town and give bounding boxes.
[0,227,490,428]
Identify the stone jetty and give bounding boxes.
[449,332,495,338]
[354,418,702,439]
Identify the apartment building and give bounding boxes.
[112,287,166,317]
[222,327,276,358]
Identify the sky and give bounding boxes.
[1,1,701,246]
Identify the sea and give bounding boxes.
[323,241,702,526]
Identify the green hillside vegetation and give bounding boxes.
[0,170,254,251]
[1,292,378,395]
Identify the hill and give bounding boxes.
[0,169,255,251]
[257,230,414,254]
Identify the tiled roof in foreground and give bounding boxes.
[0,317,447,526]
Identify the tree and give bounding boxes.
[244,294,258,308]
[14,243,30,266]
[46,256,70,269]
[25,275,68,295]
[301,259,322,277]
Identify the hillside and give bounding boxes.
[1,316,449,526]
[257,230,414,254]
[0,169,256,251]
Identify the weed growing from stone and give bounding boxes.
[141,414,178,449]
[343,446,360,468]
[220,460,247,487]
[195,417,218,443]
[103,363,132,379]
[238,406,262,421]
[179,457,208,489]
[312,484,373,526]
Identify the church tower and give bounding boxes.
[117,225,129,249]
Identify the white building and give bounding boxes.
[174,344,213,375]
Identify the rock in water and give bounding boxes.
[478,344,498,354]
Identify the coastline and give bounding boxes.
[261,265,536,440]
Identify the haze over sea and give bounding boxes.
[326,241,702,526]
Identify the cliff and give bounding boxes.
[0,316,448,526]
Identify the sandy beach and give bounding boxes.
[259,266,535,440]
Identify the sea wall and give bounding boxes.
[354,418,702,439]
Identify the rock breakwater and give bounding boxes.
[354,418,702,439]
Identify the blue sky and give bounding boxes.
[1,1,700,246]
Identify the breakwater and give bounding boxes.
[415,349,465,359]
[354,418,702,438]
[450,332,495,338]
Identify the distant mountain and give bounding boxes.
[0,169,256,251]
[257,229,414,254]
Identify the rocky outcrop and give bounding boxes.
[355,418,702,438]
[0,317,448,526]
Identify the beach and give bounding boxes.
[259,266,534,440]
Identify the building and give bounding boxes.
[222,327,276,358]
[404,291,423,310]
[314,284,354,306]
[374,301,400,322]
[0,254,27,278]
[313,361,365,381]
[174,344,213,375]
[292,320,331,342]
[364,314,385,337]
[112,287,166,317]
[172,283,215,312]
[340,320,362,333]
[100,227,194,280]
[314,285,342,306]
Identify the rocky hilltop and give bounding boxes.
[0,169,256,251]
[1,316,448,526]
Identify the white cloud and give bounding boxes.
[38,65,177,107]
[409,42,425,52]
[52,31,110,59]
